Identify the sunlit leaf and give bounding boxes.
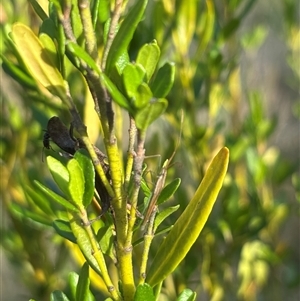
[47,156,70,198]
[177,288,197,301]
[67,159,85,209]
[76,263,91,301]
[134,283,155,301]
[34,180,79,212]
[154,205,180,232]
[135,98,168,130]
[105,0,148,74]
[146,147,229,286]
[11,23,66,101]
[136,40,160,82]
[74,150,95,208]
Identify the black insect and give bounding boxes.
[43,131,51,150]
[43,116,111,216]
[45,116,79,155]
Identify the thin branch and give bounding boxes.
[126,128,146,245]
[101,0,124,70]
[78,0,98,59]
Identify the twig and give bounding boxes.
[101,0,124,70]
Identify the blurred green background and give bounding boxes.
[1,0,299,300]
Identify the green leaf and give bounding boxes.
[177,289,197,301]
[1,54,37,90]
[40,18,58,41]
[25,185,55,215]
[122,63,146,100]
[28,0,48,21]
[67,42,101,74]
[154,205,180,232]
[67,159,85,209]
[96,0,110,24]
[34,180,79,212]
[150,62,175,98]
[100,72,132,112]
[74,150,95,207]
[47,156,70,198]
[70,0,83,41]
[76,262,91,301]
[39,33,59,69]
[68,211,102,276]
[68,271,95,301]
[136,40,161,82]
[11,23,66,100]
[68,272,79,300]
[134,283,155,301]
[50,290,70,301]
[157,178,181,205]
[146,147,230,286]
[53,219,76,243]
[9,202,52,226]
[105,0,148,74]
[135,98,168,130]
[134,83,153,108]
[140,178,151,197]
[96,223,116,262]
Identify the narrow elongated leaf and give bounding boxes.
[68,211,102,276]
[157,178,181,205]
[74,150,95,207]
[146,147,229,286]
[154,205,180,232]
[68,272,79,300]
[11,23,66,100]
[70,0,83,41]
[28,0,48,20]
[76,262,90,301]
[9,202,52,226]
[53,219,76,243]
[67,159,85,208]
[100,73,132,112]
[25,185,55,215]
[34,180,79,212]
[136,40,161,82]
[105,0,148,74]
[1,55,37,89]
[67,42,100,74]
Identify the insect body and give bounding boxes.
[46,116,79,155]
[43,131,51,150]
[43,116,111,215]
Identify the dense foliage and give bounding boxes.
[1,0,299,301]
